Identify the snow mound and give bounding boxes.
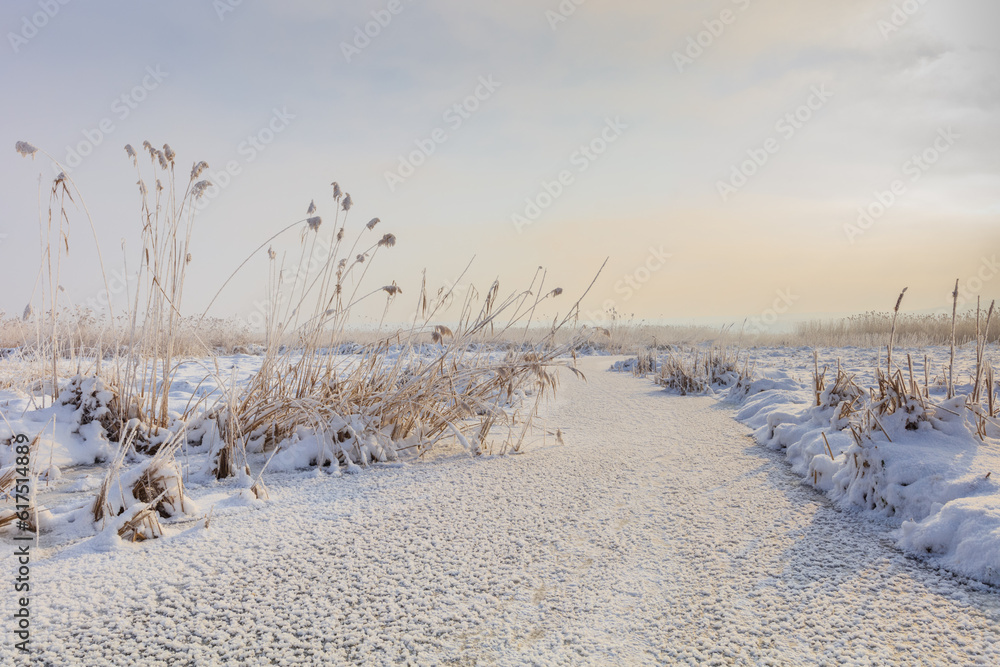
[718,347,1000,586]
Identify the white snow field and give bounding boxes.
[4,355,1000,666]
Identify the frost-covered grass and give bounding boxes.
[0,315,586,552]
[653,345,751,396]
[612,288,1000,585]
[731,344,1000,585]
[2,140,598,553]
[8,138,1000,647]
[622,328,1000,586]
[0,344,569,546]
[7,308,1000,362]
[14,354,1000,665]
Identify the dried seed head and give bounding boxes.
[366,217,379,230]
[155,179,164,192]
[156,150,169,170]
[894,287,908,313]
[185,252,192,264]
[331,182,342,200]
[22,304,33,320]
[434,324,453,337]
[336,228,344,242]
[267,246,276,260]
[549,287,563,297]
[338,259,347,270]
[192,180,212,198]
[142,140,154,157]
[355,253,365,264]
[307,216,322,231]
[15,141,38,158]
[342,194,353,211]
[382,284,402,296]
[307,200,316,215]
[137,180,147,197]
[191,161,209,179]
[163,144,175,162]
[54,172,66,185]
[124,144,136,160]
[378,233,396,248]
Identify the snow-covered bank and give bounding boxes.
[5,356,1000,665]
[638,345,1000,587]
[0,343,552,549]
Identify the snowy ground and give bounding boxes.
[4,355,1000,665]
[723,346,1000,586]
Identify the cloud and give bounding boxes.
[0,1,996,321]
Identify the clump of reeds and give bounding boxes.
[0,506,42,533]
[0,432,45,535]
[13,140,214,430]
[831,285,999,514]
[633,351,657,376]
[113,142,214,431]
[56,374,133,444]
[180,180,599,476]
[818,289,932,445]
[92,422,191,528]
[213,233,599,469]
[812,356,864,427]
[11,139,600,545]
[656,354,706,395]
[13,141,130,413]
[655,344,749,395]
[967,297,997,439]
[116,502,164,542]
[871,289,931,431]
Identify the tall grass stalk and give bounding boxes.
[949,279,959,400]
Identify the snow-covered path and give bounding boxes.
[14,356,1000,665]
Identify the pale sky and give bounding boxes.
[2,1,998,330]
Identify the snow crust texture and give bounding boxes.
[6,356,1000,665]
[720,347,1000,587]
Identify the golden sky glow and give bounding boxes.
[2,1,997,328]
